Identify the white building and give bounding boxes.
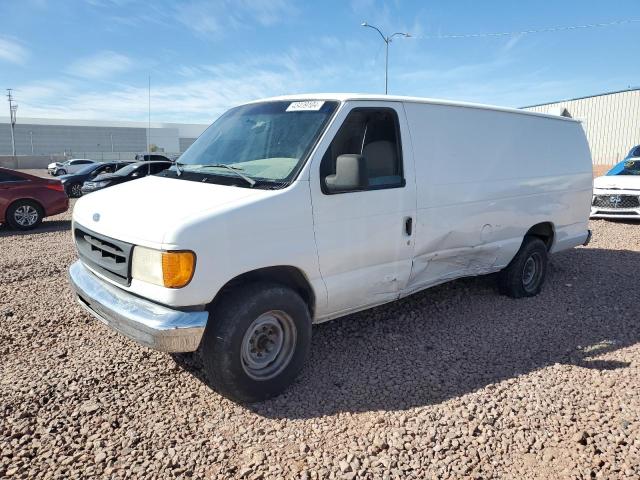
[523,88,640,165]
[0,116,208,157]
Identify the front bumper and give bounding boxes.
[590,190,640,219]
[590,209,640,219]
[68,260,208,352]
[80,185,99,195]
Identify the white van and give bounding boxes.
[69,94,593,402]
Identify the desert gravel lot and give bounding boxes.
[1,197,640,479]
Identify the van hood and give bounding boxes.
[72,175,272,246]
[593,175,640,191]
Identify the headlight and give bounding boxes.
[131,246,196,288]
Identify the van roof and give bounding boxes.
[248,93,580,123]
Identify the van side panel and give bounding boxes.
[403,102,592,293]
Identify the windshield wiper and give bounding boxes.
[194,164,256,187]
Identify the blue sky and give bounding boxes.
[1,0,639,123]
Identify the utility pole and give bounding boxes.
[361,23,411,94]
[6,89,18,156]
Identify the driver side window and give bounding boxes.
[320,107,404,194]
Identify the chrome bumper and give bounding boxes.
[68,260,208,352]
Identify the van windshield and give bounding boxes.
[176,100,338,183]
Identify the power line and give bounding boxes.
[417,19,640,40]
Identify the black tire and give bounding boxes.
[497,237,548,298]
[199,283,312,403]
[56,169,66,176]
[6,200,44,230]
[69,183,83,198]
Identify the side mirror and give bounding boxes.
[324,154,368,193]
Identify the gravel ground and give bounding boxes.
[1,199,640,480]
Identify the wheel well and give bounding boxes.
[525,222,555,250]
[211,266,316,317]
[7,198,44,215]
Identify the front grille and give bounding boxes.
[594,210,639,216]
[592,195,640,209]
[74,226,133,285]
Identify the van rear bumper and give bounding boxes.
[68,260,208,352]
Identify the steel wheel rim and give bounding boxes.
[522,253,540,290]
[72,184,82,196]
[14,205,38,226]
[241,310,297,381]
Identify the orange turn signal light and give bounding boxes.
[161,251,196,288]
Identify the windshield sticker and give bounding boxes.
[286,101,325,112]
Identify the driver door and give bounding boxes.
[309,101,416,317]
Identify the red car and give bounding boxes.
[0,167,69,230]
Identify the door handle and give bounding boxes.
[404,216,413,236]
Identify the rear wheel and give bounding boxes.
[199,283,312,403]
[498,237,548,298]
[6,200,43,230]
[70,183,83,198]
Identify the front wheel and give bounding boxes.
[56,169,67,176]
[199,283,311,403]
[497,237,548,298]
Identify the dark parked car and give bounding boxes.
[58,161,131,198]
[0,167,69,230]
[624,145,640,161]
[81,160,172,195]
[135,153,174,162]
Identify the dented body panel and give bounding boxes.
[395,102,592,297]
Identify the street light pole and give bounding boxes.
[361,22,411,94]
[6,89,18,157]
[384,39,389,94]
[29,131,34,154]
